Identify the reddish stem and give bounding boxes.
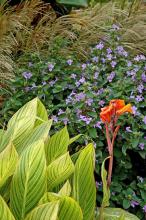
[107,125,120,187]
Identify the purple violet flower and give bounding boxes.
[48,63,54,72]
[143,205,146,213]
[52,115,58,123]
[98,100,105,107]
[82,63,87,70]
[141,72,146,82]
[95,42,104,50]
[94,121,102,129]
[92,56,98,63]
[79,77,86,84]
[67,59,73,65]
[131,201,139,208]
[107,72,116,82]
[85,98,93,106]
[94,71,99,79]
[75,81,81,87]
[107,48,112,54]
[139,143,145,150]
[126,126,132,133]
[75,92,86,101]
[143,116,146,124]
[111,61,117,68]
[71,74,76,79]
[79,115,92,125]
[135,95,144,103]
[22,72,32,79]
[58,109,65,115]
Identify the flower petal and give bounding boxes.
[116,104,133,116]
[110,99,125,111]
[100,106,113,123]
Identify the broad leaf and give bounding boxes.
[7,98,37,129]
[0,196,15,220]
[10,140,47,220]
[47,152,74,190]
[46,126,69,165]
[101,157,110,208]
[58,180,71,196]
[0,143,18,188]
[59,196,83,220]
[72,143,96,220]
[96,208,140,220]
[18,120,52,154]
[25,201,59,220]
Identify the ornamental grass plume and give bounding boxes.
[100,99,133,187]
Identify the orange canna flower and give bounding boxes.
[100,105,113,123]
[100,99,133,123]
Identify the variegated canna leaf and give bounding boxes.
[72,143,96,220]
[0,196,15,220]
[45,127,69,165]
[47,152,74,190]
[10,140,47,220]
[0,143,18,188]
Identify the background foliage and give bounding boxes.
[1,25,146,219]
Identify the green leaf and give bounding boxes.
[24,201,59,220]
[0,143,18,188]
[118,213,125,220]
[39,193,83,220]
[47,152,74,190]
[46,126,69,165]
[10,140,47,220]
[101,157,110,208]
[69,134,82,145]
[0,196,15,220]
[97,208,140,220]
[58,180,71,196]
[72,143,96,220]
[56,0,88,7]
[19,120,52,154]
[122,199,130,209]
[88,128,97,139]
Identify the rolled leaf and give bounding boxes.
[47,152,74,190]
[0,143,18,188]
[101,157,110,208]
[10,140,47,220]
[72,143,96,220]
[0,196,15,220]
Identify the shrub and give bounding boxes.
[1,26,146,219]
[0,98,140,220]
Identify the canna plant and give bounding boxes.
[0,98,140,220]
[0,97,96,220]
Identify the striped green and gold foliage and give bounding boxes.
[0,97,140,220]
[0,97,96,220]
